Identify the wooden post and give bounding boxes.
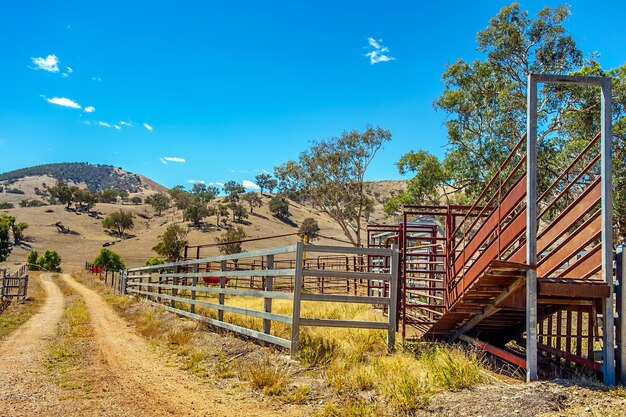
[264,254,274,335]
[219,260,226,322]
[388,244,399,352]
[291,242,304,358]
[172,266,179,309]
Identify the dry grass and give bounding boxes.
[46,278,93,393]
[244,359,287,396]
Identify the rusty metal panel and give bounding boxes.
[559,245,602,279]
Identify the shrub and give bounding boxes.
[27,249,39,266]
[37,249,62,272]
[298,218,320,241]
[268,196,290,218]
[145,256,165,266]
[6,188,24,194]
[0,202,13,209]
[102,210,134,237]
[93,248,125,271]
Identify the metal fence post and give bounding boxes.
[264,254,274,335]
[172,266,179,309]
[617,247,626,384]
[219,260,227,322]
[291,242,304,358]
[388,244,399,352]
[191,264,199,314]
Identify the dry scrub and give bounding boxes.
[74,271,486,416]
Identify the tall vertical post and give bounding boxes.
[291,242,304,359]
[617,247,626,384]
[190,263,199,314]
[601,79,615,385]
[263,254,274,335]
[388,244,399,351]
[219,260,227,322]
[526,74,539,382]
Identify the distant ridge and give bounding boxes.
[0,162,166,193]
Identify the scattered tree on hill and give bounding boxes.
[168,186,194,219]
[145,256,165,266]
[223,181,245,202]
[117,189,129,201]
[27,250,38,267]
[191,183,219,204]
[94,248,126,270]
[11,221,28,245]
[274,126,389,246]
[268,196,290,219]
[130,196,143,205]
[298,218,320,242]
[74,188,96,211]
[215,227,246,255]
[102,210,134,237]
[241,192,262,213]
[96,189,119,204]
[215,204,229,226]
[46,181,74,207]
[266,179,277,194]
[231,204,248,222]
[152,224,188,261]
[145,193,170,216]
[184,202,211,226]
[254,173,273,196]
[37,249,62,272]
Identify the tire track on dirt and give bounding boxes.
[62,274,302,417]
[0,273,66,416]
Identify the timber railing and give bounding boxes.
[85,262,125,293]
[125,243,399,357]
[1,264,29,301]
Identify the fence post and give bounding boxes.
[617,247,626,384]
[291,242,304,359]
[264,254,274,335]
[172,266,179,309]
[191,264,199,314]
[219,260,227,322]
[388,244,399,352]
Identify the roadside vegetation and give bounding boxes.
[0,272,44,340]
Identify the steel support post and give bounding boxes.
[526,74,539,382]
[617,247,626,384]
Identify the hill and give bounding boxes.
[0,163,167,194]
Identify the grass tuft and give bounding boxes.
[246,359,287,396]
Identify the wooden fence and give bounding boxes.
[84,262,125,293]
[125,243,399,357]
[1,265,28,301]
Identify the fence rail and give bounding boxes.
[125,243,399,357]
[1,265,29,301]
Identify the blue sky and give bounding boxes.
[0,1,624,190]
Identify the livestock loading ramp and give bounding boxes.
[370,74,619,383]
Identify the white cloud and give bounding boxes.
[365,37,395,65]
[31,54,60,72]
[186,179,205,184]
[114,125,121,130]
[46,96,81,109]
[208,182,224,187]
[84,106,95,113]
[163,157,185,163]
[92,76,102,82]
[66,66,73,73]
[143,123,153,131]
[120,121,132,127]
[97,121,111,127]
[242,180,260,190]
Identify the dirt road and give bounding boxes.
[0,273,300,417]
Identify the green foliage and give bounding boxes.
[11,222,27,244]
[130,196,142,205]
[241,192,262,213]
[268,196,290,218]
[0,162,144,192]
[275,126,390,246]
[152,224,188,261]
[27,249,38,266]
[215,204,229,226]
[93,248,126,270]
[96,189,118,204]
[254,173,273,195]
[0,202,14,209]
[19,199,47,208]
[5,188,24,194]
[215,226,245,255]
[298,218,320,241]
[74,188,96,210]
[191,183,218,204]
[144,256,165,266]
[102,210,134,237]
[145,193,170,215]
[223,181,245,202]
[184,202,211,225]
[0,216,11,262]
[37,249,62,272]
[229,203,248,222]
[46,181,74,207]
[168,186,194,218]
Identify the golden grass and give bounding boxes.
[0,272,45,341]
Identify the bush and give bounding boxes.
[152,224,188,261]
[37,249,62,272]
[93,248,125,270]
[0,202,13,209]
[298,218,320,241]
[102,210,134,237]
[130,196,143,205]
[6,188,24,194]
[145,256,165,266]
[27,249,38,266]
[268,196,290,218]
